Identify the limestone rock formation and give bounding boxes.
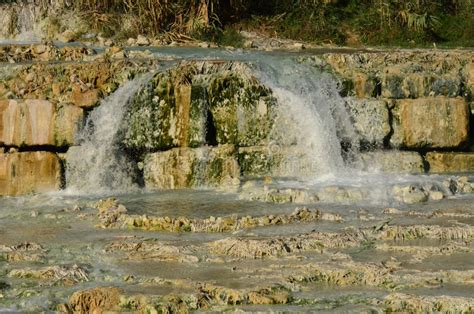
[66,287,122,313]
[144,145,240,189]
[463,62,474,99]
[381,70,461,99]
[427,152,474,173]
[390,97,469,148]
[122,62,276,152]
[344,98,390,146]
[0,151,61,196]
[357,151,424,174]
[0,99,83,147]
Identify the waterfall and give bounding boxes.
[65,74,151,194]
[254,58,359,180]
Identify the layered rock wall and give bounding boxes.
[319,50,474,174]
[1,46,474,195]
[0,46,148,195]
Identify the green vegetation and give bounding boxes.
[4,0,473,47]
[236,0,474,47]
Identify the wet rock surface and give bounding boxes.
[0,191,473,312]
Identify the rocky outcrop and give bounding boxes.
[0,99,83,147]
[0,151,61,196]
[463,62,474,99]
[0,52,153,195]
[427,152,474,173]
[0,49,474,196]
[207,70,276,146]
[390,97,469,148]
[123,66,209,150]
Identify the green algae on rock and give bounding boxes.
[122,61,277,154]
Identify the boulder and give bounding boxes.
[427,152,474,173]
[136,35,150,46]
[356,151,424,174]
[0,151,61,196]
[57,30,76,43]
[144,145,240,189]
[0,99,83,147]
[344,98,390,146]
[67,287,122,313]
[392,185,428,204]
[390,97,469,148]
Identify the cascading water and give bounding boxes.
[251,56,450,203]
[65,74,152,194]
[254,57,360,180]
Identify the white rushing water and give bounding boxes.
[65,74,151,194]
[254,58,359,180]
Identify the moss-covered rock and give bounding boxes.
[208,72,276,146]
[381,70,461,99]
[123,65,208,151]
[122,61,276,152]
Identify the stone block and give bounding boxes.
[0,99,54,146]
[238,146,316,178]
[390,97,469,149]
[356,151,424,174]
[353,72,378,98]
[345,98,390,146]
[0,151,61,195]
[144,145,240,189]
[0,99,83,147]
[69,85,100,108]
[54,103,84,146]
[382,71,460,99]
[427,152,474,173]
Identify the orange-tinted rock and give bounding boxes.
[0,99,55,146]
[54,103,84,146]
[0,99,83,147]
[69,85,100,108]
[0,151,61,196]
[390,97,469,148]
[427,152,474,173]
